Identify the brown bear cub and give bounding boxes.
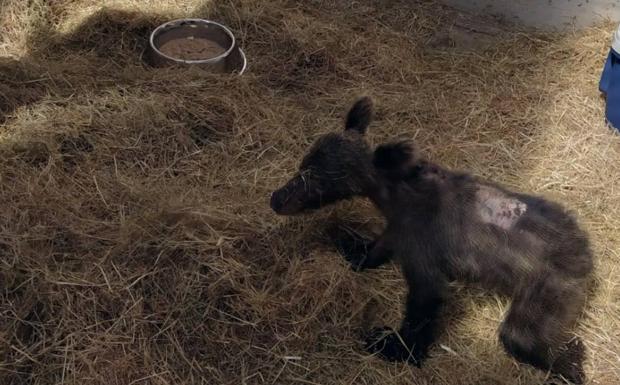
[270,97,593,384]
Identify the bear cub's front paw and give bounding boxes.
[364,326,427,367]
[329,226,375,271]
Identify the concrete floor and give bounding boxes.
[441,0,620,29]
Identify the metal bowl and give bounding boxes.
[225,44,247,75]
[147,18,246,74]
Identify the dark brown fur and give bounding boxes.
[270,98,593,384]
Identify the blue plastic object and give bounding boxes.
[599,50,614,95]
[600,27,620,131]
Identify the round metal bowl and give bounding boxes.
[147,18,246,75]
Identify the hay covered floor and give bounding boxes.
[1,0,619,384]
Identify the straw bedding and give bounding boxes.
[0,0,619,384]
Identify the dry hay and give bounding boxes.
[0,0,619,384]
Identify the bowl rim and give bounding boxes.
[149,18,236,64]
[237,48,248,75]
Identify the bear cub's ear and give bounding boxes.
[373,140,419,179]
[345,97,374,134]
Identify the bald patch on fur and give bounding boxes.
[476,186,527,230]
